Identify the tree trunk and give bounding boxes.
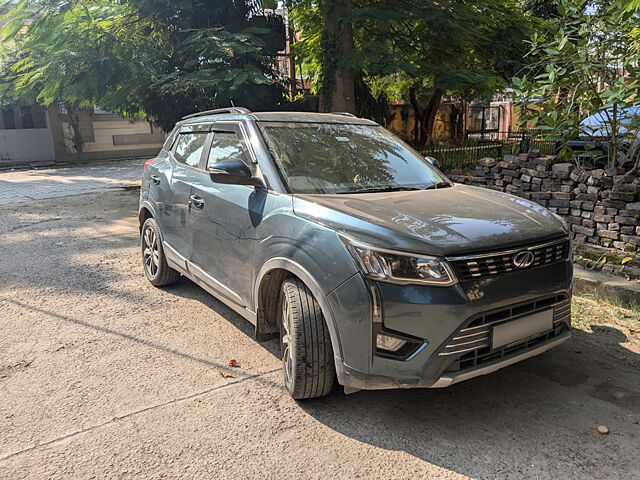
[456,99,466,140]
[422,88,444,146]
[320,0,356,114]
[409,87,444,146]
[409,87,424,144]
[64,102,84,156]
[286,7,297,101]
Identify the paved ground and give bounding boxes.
[0,159,144,205]
[1,178,640,478]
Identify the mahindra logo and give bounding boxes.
[512,250,535,268]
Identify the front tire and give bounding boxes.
[141,217,180,287]
[278,278,336,399]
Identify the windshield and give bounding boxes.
[258,122,449,194]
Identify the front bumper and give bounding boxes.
[325,260,573,391]
[430,331,570,387]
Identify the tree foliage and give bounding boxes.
[524,0,561,19]
[4,0,615,156]
[292,0,534,145]
[0,1,146,152]
[513,0,640,169]
[0,0,287,135]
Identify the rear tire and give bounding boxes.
[141,217,180,287]
[278,277,336,399]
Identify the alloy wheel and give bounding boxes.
[280,296,294,385]
[143,225,160,278]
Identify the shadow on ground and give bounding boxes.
[170,270,640,477]
[292,324,639,478]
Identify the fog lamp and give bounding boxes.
[376,334,407,351]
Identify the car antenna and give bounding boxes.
[230,99,235,107]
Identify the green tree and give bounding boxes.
[0,0,136,153]
[292,0,533,145]
[0,0,287,140]
[513,0,640,169]
[118,0,287,130]
[625,0,640,10]
[354,0,533,145]
[524,0,561,19]
[289,0,357,113]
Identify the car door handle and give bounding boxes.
[189,195,205,209]
[150,175,161,185]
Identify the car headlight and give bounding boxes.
[340,235,457,286]
[552,212,570,234]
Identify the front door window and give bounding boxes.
[207,132,254,173]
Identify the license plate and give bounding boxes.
[492,309,554,349]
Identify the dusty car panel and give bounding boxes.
[139,108,572,399]
[293,184,566,256]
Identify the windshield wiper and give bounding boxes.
[337,185,423,194]
[424,181,452,190]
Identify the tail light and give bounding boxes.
[144,157,157,169]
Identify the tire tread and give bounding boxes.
[281,277,335,399]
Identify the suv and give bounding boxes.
[139,107,572,399]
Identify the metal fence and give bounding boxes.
[420,131,558,173]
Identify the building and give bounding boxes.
[0,104,166,168]
[0,3,166,168]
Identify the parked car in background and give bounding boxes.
[139,107,572,399]
[567,105,640,169]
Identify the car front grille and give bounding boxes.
[448,238,570,280]
[439,294,570,371]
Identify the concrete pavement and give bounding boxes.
[0,159,144,205]
[0,179,639,478]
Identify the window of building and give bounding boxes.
[0,106,47,130]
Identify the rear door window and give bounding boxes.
[162,127,179,151]
[173,132,208,167]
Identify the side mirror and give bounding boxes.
[209,160,266,189]
[425,156,439,168]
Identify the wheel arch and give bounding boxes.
[138,201,158,233]
[254,258,343,360]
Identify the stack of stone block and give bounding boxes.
[449,151,640,254]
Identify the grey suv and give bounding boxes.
[139,107,572,399]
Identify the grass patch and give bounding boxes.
[573,295,640,337]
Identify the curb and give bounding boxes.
[573,265,640,308]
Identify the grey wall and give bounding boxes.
[0,110,56,165]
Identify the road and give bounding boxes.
[0,166,639,479]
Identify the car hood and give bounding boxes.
[292,184,567,256]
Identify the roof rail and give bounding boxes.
[182,107,251,120]
[331,112,357,117]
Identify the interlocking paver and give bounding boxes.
[0,159,144,205]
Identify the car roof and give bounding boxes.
[251,111,377,125]
[581,105,640,127]
[180,110,378,127]
[580,104,640,136]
